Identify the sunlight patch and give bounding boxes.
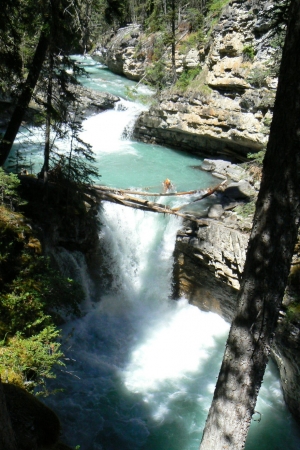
[123,300,229,393]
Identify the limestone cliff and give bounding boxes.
[133,0,277,160]
[93,24,146,81]
[172,184,300,424]
[94,0,278,161]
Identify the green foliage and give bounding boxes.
[185,8,204,33]
[207,0,231,14]
[0,168,26,209]
[105,0,131,27]
[145,59,168,89]
[179,30,204,54]
[234,200,256,218]
[247,66,270,88]
[125,86,155,105]
[0,255,82,338]
[47,112,99,188]
[286,302,300,323]
[144,35,170,89]
[145,1,165,32]
[247,150,266,165]
[0,326,64,393]
[0,179,83,392]
[205,0,231,36]
[176,67,201,90]
[242,45,255,61]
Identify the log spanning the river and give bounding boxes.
[92,180,227,224]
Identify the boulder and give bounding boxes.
[3,383,60,450]
[208,204,224,219]
[223,180,256,200]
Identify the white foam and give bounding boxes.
[123,300,229,393]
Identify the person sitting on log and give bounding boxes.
[163,178,173,193]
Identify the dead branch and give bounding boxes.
[170,180,227,211]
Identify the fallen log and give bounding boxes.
[95,189,210,225]
[93,184,200,197]
[93,180,226,198]
[169,180,227,211]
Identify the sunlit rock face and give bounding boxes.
[92,24,146,81]
[133,0,276,160]
[173,219,248,322]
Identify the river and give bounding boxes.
[38,56,300,450]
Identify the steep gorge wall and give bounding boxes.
[134,0,277,161]
[94,0,278,161]
[173,215,300,424]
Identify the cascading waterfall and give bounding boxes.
[45,203,231,450]
[46,201,300,450]
[34,56,300,450]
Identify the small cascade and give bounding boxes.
[80,98,146,157]
[46,201,300,450]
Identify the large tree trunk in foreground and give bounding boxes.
[0,30,49,167]
[200,2,300,449]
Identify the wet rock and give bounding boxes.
[70,85,120,116]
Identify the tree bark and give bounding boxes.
[200,1,300,449]
[171,0,176,82]
[43,51,54,183]
[0,30,49,167]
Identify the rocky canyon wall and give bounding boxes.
[172,206,300,424]
[94,0,278,161]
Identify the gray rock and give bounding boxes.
[201,159,216,171]
[208,204,224,219]
[224,181,256,200]
[71,85,120,116]
[225,165,247,182]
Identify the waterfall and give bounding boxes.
[45,202,230,450]
[50,247,93,312]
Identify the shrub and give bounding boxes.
[0,178,83,393]
[242,45,255,61]
[247,67,270,87]
[0,168,25,210]
[176,67,201,90]
[234,200,256,218]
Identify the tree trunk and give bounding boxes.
[43,51,54,183]
[171,0,176,82]
[0,30,49,167]
[0,380,17,450]
[200,1,300,449]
